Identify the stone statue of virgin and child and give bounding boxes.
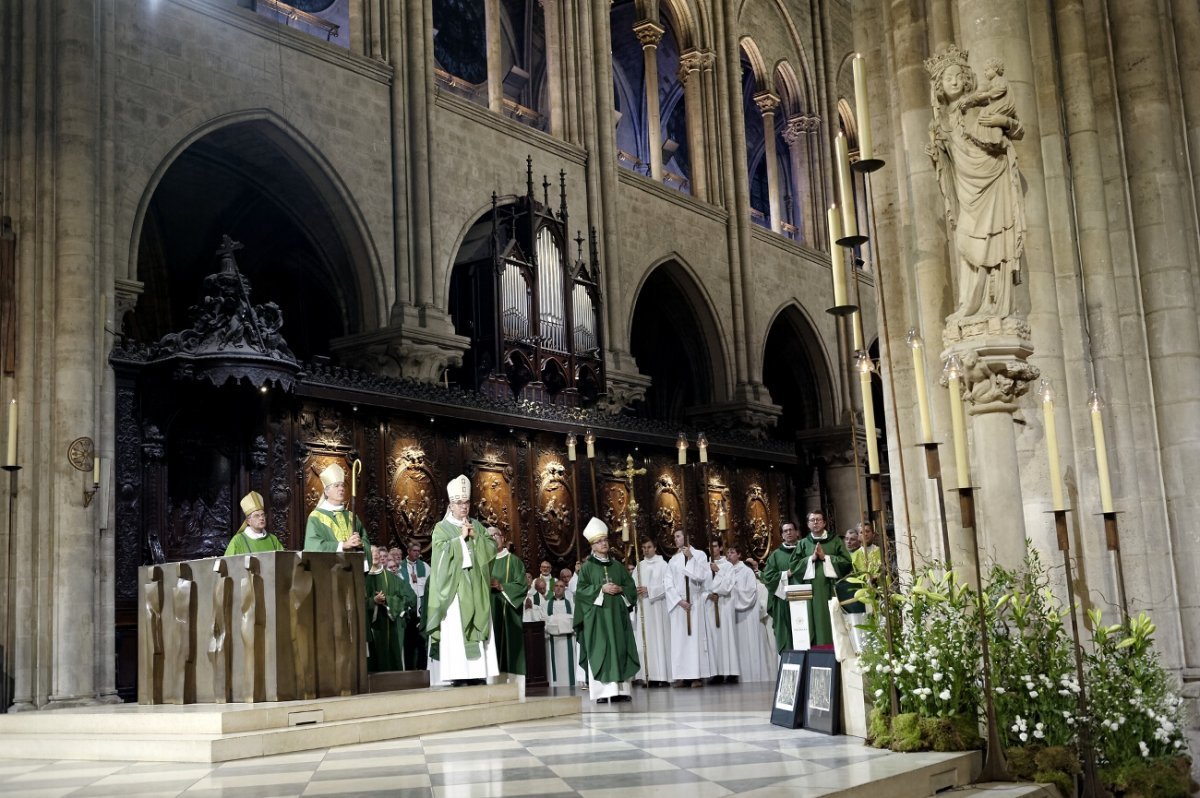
[925,45,1027,328]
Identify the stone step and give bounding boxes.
[0,682,517,736]
[938,783,1063,798]
[0,691,579,763]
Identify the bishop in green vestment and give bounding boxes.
[424,475,498,684]
[365,557,418,672]
[303,463,372,569]
[488,527,527,676]
[573,517,639,703]
[224,491,286,555]
[761,520,805,652]
[794,510,852,648]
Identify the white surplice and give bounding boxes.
[704,556,740,678]
[730,561,773,682]
[664,547,713,681]
[542,597,576,687]
[630,554,672,683]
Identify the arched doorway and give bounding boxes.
[629,260,727,423]
[113,119,377,701]
[762,305,832,439]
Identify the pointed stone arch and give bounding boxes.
[127,112,385,360]
[628,256,732,422]
[761,302,837,437]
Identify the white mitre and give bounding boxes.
[583,517,608,544]
[447,474,471,502]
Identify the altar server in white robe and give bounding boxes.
[727,545,773,682]
[704,540,740,684]
[665,529,713,687]
[631,538,672,686]
[543,582,576,687]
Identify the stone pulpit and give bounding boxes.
[139,551,368,704]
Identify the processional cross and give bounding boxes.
[612,455,652,676]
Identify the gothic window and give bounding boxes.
[251,0,348,47]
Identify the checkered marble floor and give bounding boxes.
[0,686,964,798]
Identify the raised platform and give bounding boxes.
[0,681,579,763]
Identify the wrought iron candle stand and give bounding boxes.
[1101,511,1129,623]
[1,463,19,713]
[958,486,1012,782]
[867,473,900,718]
[921,443,953,569]
[1051,509,1107,798]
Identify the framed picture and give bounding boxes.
[803,649,843,735]
[770,650,806,728]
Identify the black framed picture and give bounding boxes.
[803,649,843,735]
[770,649,807,728]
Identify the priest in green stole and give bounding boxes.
[224,491,286,555]
[303,463,372,569]
[365,550,418,671]
[424,475,498,685]
[762,520,805,652]
[573,517,639,703]
[794,510,852,648]
[487,527,527,677]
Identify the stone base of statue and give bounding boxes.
[139,551,369,705]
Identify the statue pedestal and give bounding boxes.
[138,551,369,705]
[943,328,1040,571]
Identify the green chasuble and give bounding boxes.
[304,505,372,569]
[762,544,806,653]
[572,554,639,684]
[224,528,285,556]
[795,534,852,647]
[364,567,418,672]
[490,550,527,675]
[423,518,496,660]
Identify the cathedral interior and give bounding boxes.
[0,0,1198,755]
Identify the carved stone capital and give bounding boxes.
[331,306,469,383]
[784,114,821,143]
[942,335,1039,416]
[598,365,652,416]
[687,398,782,441]
[754,91,781,116]
[796,425,859,468]
[113,278,144,329]
[633,20,665,48]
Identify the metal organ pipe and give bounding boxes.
[537,229,566,352]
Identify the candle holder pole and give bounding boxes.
[2,464,21,714]
[867,474,899,718]
[1052,509,1106,798]
[920,443,952,569]
[959,486,1011,782]
[1101,511,1129,623]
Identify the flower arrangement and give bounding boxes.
[854,542,1194,797]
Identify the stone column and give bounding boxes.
[1171,0,1200,255]
[1107,0,1200,667]
[678,50,708,202]
[484,0,504,113]
[540,0,565,138]
[783,114,819,245]
[1051,0,1155,623]
[699,50,723,202]
[754,92,783,233]
[48,0,101,707]
[633,20,665,182]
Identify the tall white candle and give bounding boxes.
[1040,381,1066,511]
[859,358,880,474]
[585,430,595,459]
[908,330,933,444]
[677,432,687,466]
[1090,392,1114,513]
[852,54,873,161]
[5,399,15,467]
[567,432,577,462]
[944,357,970,488]
[827,206,847,307]
[835,133,858,240]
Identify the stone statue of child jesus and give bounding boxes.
[960,58,1015,148]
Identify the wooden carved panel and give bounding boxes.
[654,472,682,553]
[599,473,630,561]
[302,454,350,517]
[472,461,515,537]
[744,484,772,562]
[386,441,438,551]
[705,474,732,548]
[533,452,574,561]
